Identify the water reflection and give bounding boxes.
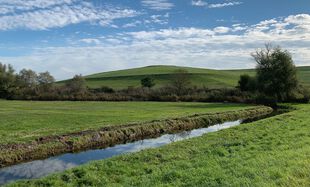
[0,120,241,186]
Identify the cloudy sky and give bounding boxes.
[0,0,309,80]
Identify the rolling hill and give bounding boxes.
[60,65,310,90]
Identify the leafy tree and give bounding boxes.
[37,71,55,85]
[252,44,298,101]
[0,63,16,98]
[14,69,39,97]
[37,71,55,92]
[238,74,257,92]
[171,69,191,95]
[141,77,155,88]
[17,69,38,89]
[65,74,87,94]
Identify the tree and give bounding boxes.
[15,69,38,97]
[65,74,87,94]
[171,69,191,95]
[252,44,298,101]
[0,63,16,98]
[37,71,55,92]
[238,74,257,92]
[141,77,155,88]
[37,71,55,85]
[17,69,38,89]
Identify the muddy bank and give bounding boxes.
[0,106,273,168]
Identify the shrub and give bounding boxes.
[141,77,155,88]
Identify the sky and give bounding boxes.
[0,0,309,80]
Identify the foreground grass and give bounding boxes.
[9,104,310,186]
[0,101,250,145]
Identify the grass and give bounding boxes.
[59,65,310,89]
[8,104,310,186]
[0,105,270,168]
[0,100,251,145]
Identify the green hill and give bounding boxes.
[60,65,310,89]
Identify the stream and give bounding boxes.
[0,120,242,186]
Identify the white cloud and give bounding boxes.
[147,13,170,24]
[122,13,169,28]
[191,1,242,8]
[214,26,230,34]
[123,20,142,28]
[284,14,310,32]
[0,0,139,30]
[208,1,243,8]
[128,27,215,40]
[142,0,174,10]
[232,24,248,32]
[0,0,76,15]
[191,0,208,7]
[1,14,310,80]
[79,38,101,45]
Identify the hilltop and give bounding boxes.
[60,65,310,89]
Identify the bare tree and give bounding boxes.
[171,69,191,95]
[65,74,87,94]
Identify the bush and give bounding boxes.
[141,77,155,88]
[91,86,115,94]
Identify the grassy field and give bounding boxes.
[59,65,310,89]
[9,104,310,186]
[0,101,250,145]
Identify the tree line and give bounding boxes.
[0,65,90,100]
[0,63,195,101]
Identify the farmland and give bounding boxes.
[7,104,310,186]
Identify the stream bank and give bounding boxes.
[0,106,273,169]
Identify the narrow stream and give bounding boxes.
[0,120,241,186]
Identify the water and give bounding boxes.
[0,120,241,186]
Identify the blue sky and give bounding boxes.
[0,0,309,79]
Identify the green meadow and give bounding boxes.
[0,100,249,145]
[59,65,310,89]
[8,104,310,186]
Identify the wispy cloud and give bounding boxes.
[142,0,174,11]
[191,0,208,7]
[191,0,243,8]
[0,0,75,15]
[208,1,243,8]
[0,0,139,30]
[79,38,101,45]
[122,13,170,28]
